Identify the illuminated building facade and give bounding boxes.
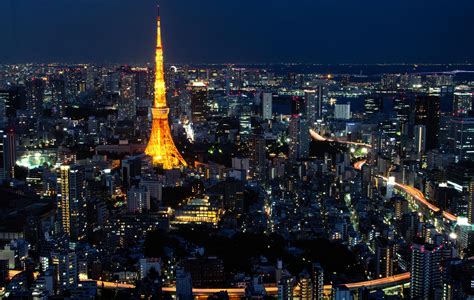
[410,241,442,300]
[51,250,78,293]
[58,165,87,241]
[145,8,187,169]
[173,197,221,226]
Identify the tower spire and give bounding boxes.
[156,4,162,49]
[145,5,187,169]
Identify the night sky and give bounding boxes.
[1,0,473,64]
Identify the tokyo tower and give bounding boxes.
[145,6,187,169]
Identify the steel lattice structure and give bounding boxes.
[145,8,187,169]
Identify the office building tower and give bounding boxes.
[0,130,4,183]
[304,87,323,125]
[332,286,351,300]
[262,92,273,120]
[298,272,312,300]
[49,78,66,117]
[51,250,78,293]
[469,180,474,225]
[311,263,324,300]
[176,268,193,300]
[334,103,351,120]
[0,91,7,126]
[190,81,208,125]
[289,117,310,161]
[410,240,443,300]
[118,72,137,121]
[121,156,142,188]
[179,256,224,288]
[453,88,472,116]
[393,196,409,220]
[374,237,395,278]
[26,77,45,118]
[364,97,383,118]
[139,258,161,279]
[127,187,151,213]
[278,276,294,300]
[415,95,440,151]
[58,165,87,241]
[414,125,426,160]
[449,117,474,161]
[0,129,15,182]
[250,134,266,179]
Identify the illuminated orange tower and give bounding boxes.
[145,6,187,169]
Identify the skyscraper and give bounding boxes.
[49,77,66,117]
[145,7,187,169]
[334,103,351,120]
[2,129,16,181]
[127,187,151,213]
[414,125,426,160]
[415,95,440,151]
[449,116,474,161]
[176,268,193,300]
[51,250,78,293]
[410,240,442,300]
[58,165,87,241]
[278,276,294,300]
[27,78,45,118]
[289,117,310,161]
[374,237,395,278]
[190,81,207,125]
[304,87,323,125]
[364,96,383,118]
[311,263,324,300]
[262,92,273,120]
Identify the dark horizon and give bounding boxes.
[1,0,474,64]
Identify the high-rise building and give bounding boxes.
[393,196,409,220]
[145,8,187,169]
[0,130,4,183]
[410,240,443,300]
[190,81,208,125]
[49,78,66,117]
[26,78,45,118]
[118,72,137,121]
[334,103,351,120]
[0,91,7,126]
[453,88,472,116]
[374,237,395,278]
[364,97,383,118]
[122,155,142,188]
[469,180,474,225]
[58,165,87,241]
[304,87,323,125]
[449,117,474,161]
[250,134,266,179]
[51,250,78,293]
[289,117,310,161]
[278,276,294,300]
[127,187,151,213]
[414,124,426,160]
[311,263,324,300]
[262,92,273,120]
[2,129,16,181]
[298,272,312,300]
[415,95,440,151]
[176,268,193,300]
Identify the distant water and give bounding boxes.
[188,63,474,79]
